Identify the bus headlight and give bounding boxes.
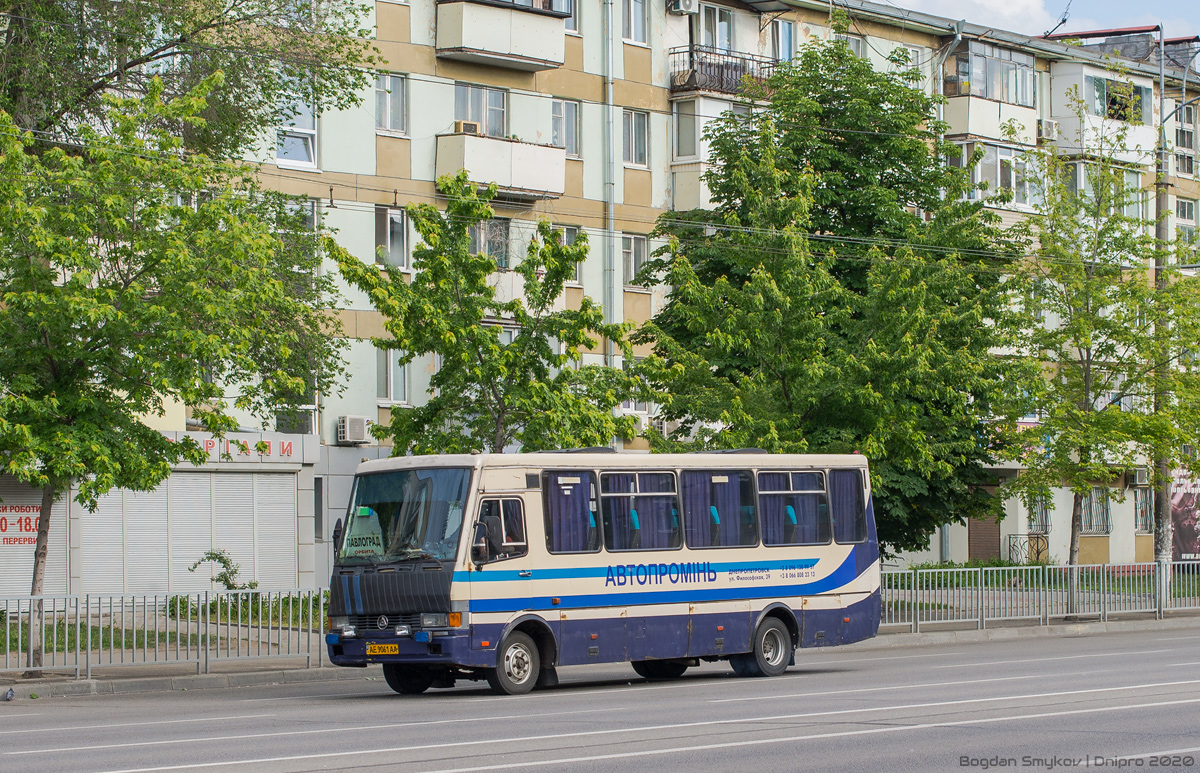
[331,616,349,630]
[420,613,449,628]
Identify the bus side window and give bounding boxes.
[500,499,527,558]
[682,470,757,549]
[830,469,866,544]
[544,471,601,554]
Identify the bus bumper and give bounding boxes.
[326,632,474,667]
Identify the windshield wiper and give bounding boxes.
[394,547,439,561]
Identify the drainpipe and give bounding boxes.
[934,20,966,135]
[602,0,617,367]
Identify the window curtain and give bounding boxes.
[758,473,789,545]
[683,471,742,547]
[546,472,593,552]
[603,473,635,550]
[831,469,864,543]
[638,473,678,549]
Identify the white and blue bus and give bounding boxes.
[326,451,881,695]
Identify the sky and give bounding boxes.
[895,0,1197,40]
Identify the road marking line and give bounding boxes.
[1118,746,1200,761]
[0,713,43,719]
[77,681,1200,768]
[1166,661,1200,666]
[92,694,1200,773]
[0,713,274,736]
[4,707,622,756]
[938,649,1173,667]
[709,671,1107,703]
[239,690,384,703]
[1152,636,1200,642]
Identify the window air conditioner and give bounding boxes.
[1133,467,1149,486]
[454,120,482,135]
[1038,119,1059,142]
[337,415,372,445]
[668,0,698,14]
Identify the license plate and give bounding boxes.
[366,643,399,656]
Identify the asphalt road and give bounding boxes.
[3,627,1200,772]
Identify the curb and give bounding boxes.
[855,614,1200,650]
[2,664,381,700]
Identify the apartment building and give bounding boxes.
[5,0,1197,596]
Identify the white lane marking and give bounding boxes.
[0,714,274,736]
[0,713,43,719]
[938,649,1173,668]
[709,671,1105,703]
[1152,636,1199,641]
[1167,661,1200,667]
[78,678,1200,771]
[4,707,622,756]
[240,691,383,703]
[94,694,1200,773]
[1118,746,1200,761]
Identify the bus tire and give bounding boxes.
[486,631,540,695]
[631,660,689,680]
[383,664,434,695]
[738,618,792,678]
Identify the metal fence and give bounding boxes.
[2,589,324,678]
[883,561,1200,632]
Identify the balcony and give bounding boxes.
[669,45,776,96]
[943,96,1037,145]
[435,132,566,199]
[436,0,570,72]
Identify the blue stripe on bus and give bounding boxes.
[466,551,859,613]
[452,556,822,583]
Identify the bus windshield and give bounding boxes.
[338,467,472,564]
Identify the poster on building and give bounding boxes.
[1174,472,1199,561]
[0,479,68,596]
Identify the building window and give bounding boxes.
[951,142,1040,208]
[1085,75,1152,124]
[1028,497,1051,534]
[1081,487,1112,535]
[622,234,647,285]
[277,384,317,434]
[377,349,408,404]
[1178,197,1197,248]
[700,5,733,51]
[552,99,581,157]
[555,225,582,282]
[943,42,1034,108]
[455,83,506,138]
[375,73,406,133]
[674,100,697,159]
[623,109,648,166]
[565,0,578,32]
[1134,488,1154,534]
[470,218,511,268]
[1178,105,1196,177]
[277,99,316,166]
[622,0,645,43]
[374,206,407,269]
[835,33,865,59]
[771,19,794,61]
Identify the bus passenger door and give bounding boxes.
[688,600,751,658]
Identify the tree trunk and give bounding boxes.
[1154,456,1173,610]
[24,482,56,678]
[1067,490,1084,616]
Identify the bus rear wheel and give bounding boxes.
[486,631,540,695]
[732,618,791,678]
[383,664,435,695]
[631,659,689,680]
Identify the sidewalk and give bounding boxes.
[3,614,1196,700]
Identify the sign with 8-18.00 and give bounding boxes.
[0,505,40,546]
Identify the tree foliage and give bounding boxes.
[1002,83,1200,565]
[0,80,344,618]
[638,23,1024,555]
[0,0,377,157]
[335,172,639,454]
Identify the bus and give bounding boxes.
[325,450,881,695]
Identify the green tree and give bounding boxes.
[0,79,343,672]
[0,0,376,158]
[639,27,1023,554]
[1003,81,1200,567]
[335,172,639,455]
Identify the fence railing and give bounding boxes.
[2,589,324,679]
[883,561,1200,632]
[668,45,778,95]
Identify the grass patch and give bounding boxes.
[1,620,202,654]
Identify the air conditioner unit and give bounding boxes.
[1038,119,1059,142]
[668,0,698,14]
[337,415,372,445]
[454,120,482,135]
[1133,467,1150,486]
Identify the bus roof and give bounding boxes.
[355,452,869,476]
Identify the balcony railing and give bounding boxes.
[669,45,777,96]
[437,0,572,19]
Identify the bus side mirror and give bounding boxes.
[332,518,344,553]
[471,522,489,567]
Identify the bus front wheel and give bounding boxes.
[383,663,435,695]
[732,618,791,678]
[486,631,540,695]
